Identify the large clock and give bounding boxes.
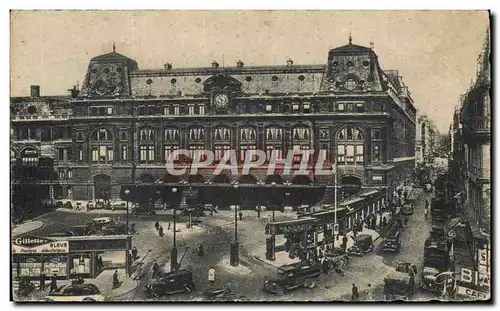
[213,93,229,110]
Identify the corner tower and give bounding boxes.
[79,45,138,98]
[321,38,385,93]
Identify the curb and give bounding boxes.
[107,279,141,300]
[12,221,45,237]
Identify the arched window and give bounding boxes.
[214,127,231,141]
[265,126,284,161]
[189,127,205,141]
[292,126,312,163]
[91,128,113,141]
[139,128,155,141]
[164,128,180,141]
[90,128,114,164]
[240,127,257,162]
[164,128,180,163]
[21,147,39,166]
[337,127,364,165]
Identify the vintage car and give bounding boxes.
[401,203,414,215]
[383,261,415,301]
[263,262,322,295]
[71,225,95,236]
[144,270,195,298]
[347,234,374,256]
[45,284,105,302]
[99,223,129,236]
[382,226,401,253]
[420,266,441,293]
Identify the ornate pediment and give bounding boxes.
[203,74,242,93]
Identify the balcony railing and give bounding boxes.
[464,116,490,134]
[12,114,70,121]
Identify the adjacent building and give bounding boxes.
[10,38,417,217]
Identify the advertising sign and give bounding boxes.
[12,236,68,254]
[456,285,489,300]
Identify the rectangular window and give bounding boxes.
[67,169,72,179]
[266,105,272,112]
[140,146,147,162]
[373,145,380,163]
[92,147,99,163]
[148,147,154,162]
[337,145,345,164]
[199,105,205,115]
[346,145,355,164]
[338,103,344,111]
[188,105,195,115]
[303,103,311,111]
[59,170,65,179]
[174,106,180,115]
[77,147,83,162]
[139,145,155,162]
[107,107,113,115]
[58,149,65,161]
[163,106,170,115]
[122,145,127,161]
[355,145,364,163]
[164,145,180,162]
[356,103,364,113]
[292,104,299,111]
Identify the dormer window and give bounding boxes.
[303,102,311,111]
[292,103,299,111]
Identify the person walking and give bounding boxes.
[49,274,58,293]
[198,243,204,257]
[342,235,348,253]
[112,270,120,289]
[366,283,374,301]
[154,221,160,231]
[152,260,160,278]
[168,222,171,231]
[351,283,359,301]
[208,266,216,285]
[158,225,164,237]
[132,246,138,261]
[424,207,429,219]
[238,211,243,221]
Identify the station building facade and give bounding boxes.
[10,39,416,208]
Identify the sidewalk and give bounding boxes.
[12,220,44,237]
[56,207,173,215]
[14,269,139,302]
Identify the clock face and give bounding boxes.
[214,93,229,109]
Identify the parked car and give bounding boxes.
[263,262,322,295]
[144,270,195,297]
[71,225,95,236]
[401,203,414,215]
[45,284,105,302]
[99,223,129,235]
[347,234,374,256]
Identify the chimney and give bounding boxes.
[164,62,172,70]
[30,85,40,98]
[236,60,244,68]
[211,61,219,68]
[286,58,294,66]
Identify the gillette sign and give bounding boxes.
[12,235,68,254]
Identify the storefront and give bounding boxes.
[12,235,132,280]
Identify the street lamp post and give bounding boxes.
[271,182,277,222]
[230,182,239,267]
[171,187,178,271]
[124,189,130,232]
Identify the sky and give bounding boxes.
[10,10,490,133]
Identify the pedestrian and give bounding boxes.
[424,207,429,219]
[132,246,138,261]
[168,222,171,231]
[155,221,160,231]
[152,260,160,279]
[49,274,58,293]
[158,225,164,237]
[112,270,120,289]
[198,243,204,257]
[208,266,216,284]
[322,258,330,274]
[366,283,374,301]
[351,283,359,301]
[239,211,243,221]
[39,273,46,291]
[404,217,408,228]
[342,235,348,252]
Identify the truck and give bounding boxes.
[420,232,451,293]
[263,262,322,296]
